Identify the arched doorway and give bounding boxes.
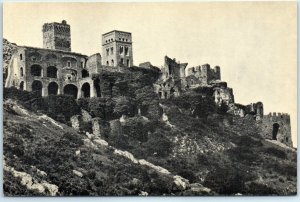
[31,65,42,76]
[47,66,57,78]
[48,82,59,95]
[63,84,78,98]
[19,81,24,90]
[94,78,101,97]
[32,80,43,96]
[272,123,279,140]
[81,83,90,98]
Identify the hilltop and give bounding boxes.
[3,39,297,196]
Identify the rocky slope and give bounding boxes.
[3,39,18,81]
[3,88,297,196]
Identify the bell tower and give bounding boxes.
[102,30,133,67]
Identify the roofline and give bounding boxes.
[102,30,132,36]
[19,46,88,57]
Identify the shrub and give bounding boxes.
[264,147,287,159]
[42,95,81,121]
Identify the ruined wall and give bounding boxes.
[187,64,221,86]
[86,53,102,74]
[258,113,292,147]
[213,86,234,106]
[163,56,187,79]
[245,102,264,120]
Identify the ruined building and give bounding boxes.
[5,20,292,147]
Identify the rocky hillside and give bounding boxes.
[3,83,297,196]
[3,39,18,81]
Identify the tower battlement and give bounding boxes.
[43,20,71,52]
[264,112,290,122]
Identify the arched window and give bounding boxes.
[111,47,114,54]
[111,59,114,66]
[19,81,24,90]
[20,54,23,60]
[31,65,42,77]
[119,46,124,54]
[106,61,109,66]
[20,67,24,77]
[47,66,57,78]
[125,46,129,56]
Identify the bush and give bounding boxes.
[264,147,287,159]
[144,131,173,157]
[204,167,247,195]
[177,169,197,183]
[42,95,81,121]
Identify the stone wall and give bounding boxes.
[258,113,292,147]
[213,86,234,106]
[187,64,221,85]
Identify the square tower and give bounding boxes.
[42,20,71,52]
[102,30,133,67]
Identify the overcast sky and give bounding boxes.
[3,2,297,146]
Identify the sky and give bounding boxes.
[3,2,297,146]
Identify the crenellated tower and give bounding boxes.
[42,20,71,52]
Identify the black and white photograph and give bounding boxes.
[2,1,297,196]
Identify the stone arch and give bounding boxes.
[94,78,101,97]
[31,64,42,76]
[272,123,280,140]
[32,80,43,96]
[63,84,78,98]
[48,82,59,95]
[19,81,24,90]
[81,82,90,98]
[47,66,57,78]
[82,69,89,78]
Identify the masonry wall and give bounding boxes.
[5,46,101,99]
[213,86,234,106]
[258,113,293,147]
[187,64,221,86]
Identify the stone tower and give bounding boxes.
[42,20,71,52]
[102,30,133,67]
